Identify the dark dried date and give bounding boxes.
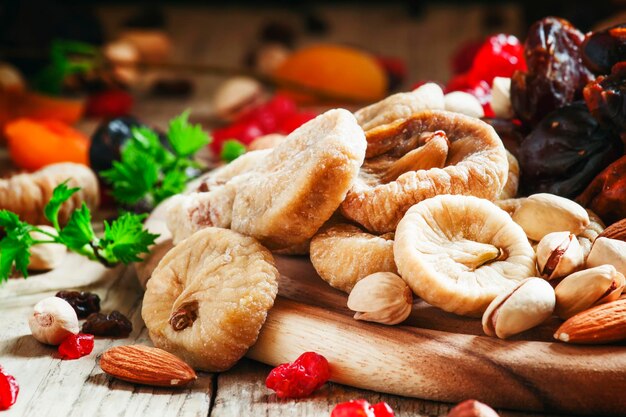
[577,155,626,225]
[511,17,594,127]
[581,24,626,75]
[55,291,101,319]
[82,311,132,338]
[584,62,626,143]
[518,102,623,198]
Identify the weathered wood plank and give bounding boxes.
[0,267,213,417]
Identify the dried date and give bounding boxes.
[518,102,623,198]
[82,311,132,338]
[584,62,626,143]
[577,155,626,225]
[581,23,626,75]
[511,17,594,127]
[55,291,100,319]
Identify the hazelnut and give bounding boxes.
[482,278,555,339]
[28,225,67,271]
[212,77,264,122]
[536,232,584,280]
[28,297,79,345]
[347,272,412,325]
[103,41,140,86]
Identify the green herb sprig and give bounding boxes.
[101,111,211,208]
[0,182,159,284]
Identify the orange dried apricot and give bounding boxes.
[274,44,387,104]
[4,118,89,171]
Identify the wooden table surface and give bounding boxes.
[0,5,563,416]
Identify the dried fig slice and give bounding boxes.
[167,109,366,249]
[499,150,519,199]
[341,111,509,233]
[310,223,397,293]
[394,195,536,316]
[142,227,279,372]
[355,83,445,132]
[190,149,272,193]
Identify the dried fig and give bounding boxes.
[142,227,279,372]
[167,109,366,249]
[341,110,508,233]
[310,223,397,293]
[394,195,536,317]
[354,83,444,132]
[499,150,519,199]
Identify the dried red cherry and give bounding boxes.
[584,62,626,143]
[58,333,94,360]
[265,351,330,399]
[468,34,526,84]
[82,311,133,338]
[0,367,19,410]
[330,399,395,417]
[55,290,101,319]
[581,24,626,75]
[511,17,594,127]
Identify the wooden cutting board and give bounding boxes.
[256,255,626,416]
[6,224,625,416]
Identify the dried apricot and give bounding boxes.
[4,118,89,170]
[274,44,387,103]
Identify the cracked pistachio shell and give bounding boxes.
[536,232,584,280]
[512,194,590,241]
[347,272,412,325]
[482,278,555,339]
[587,237,626,277]
[555,265,626,319]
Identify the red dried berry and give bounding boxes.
[278,111,317,134]
[58,333,95,360]
[468,34,526,84]
[0,368,19,411]
[265,351,330,399]
[330,399,395,417]
[85,90,134,118]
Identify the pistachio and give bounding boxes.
[536,232,584,280]
[511,193,589,241]
[587,237,626,277]
[554,265,625,319]
[347,272,412,325]
[482,278,555,339]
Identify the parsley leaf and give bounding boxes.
[220,139,247,162]
[100,213,159,264]
[102,112,209,208]
[0,211,37,283]
[58,203,96,253]
[44,181,80,230]
[168,110,211,157]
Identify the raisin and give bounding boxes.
[331,399,395,417]
[581,24,626,75]
[58,333,95,360]
[82,311,133,338]
[584,62,626,143]
[265,352,330,399]
[511,17,594,127]
[518,102,623,198]
[0,367,19,411]
[55,290,101,319]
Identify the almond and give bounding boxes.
[598,219,626,242]
[100,345,197,387]
[554,298,626,344]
